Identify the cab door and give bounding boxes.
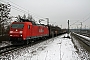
[28,25,31,37]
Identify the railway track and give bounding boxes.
[74,32,90,37]
[0,34,64,56]
[0,44,32,60]
[0,45,20,55]
[0,39,46,55]
[0,45,14,54]
[0,44,31,56]
[71,32,90,47]
[0,38,46,55]
[0,34,65,60]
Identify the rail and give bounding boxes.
[71,32,90,46]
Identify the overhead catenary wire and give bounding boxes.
[82,16,90,23]
[70,20,80,26]
[70,9,90,27]
[0,0,50,25]
[1,0,90,27]
[7,0,28,11]
[6,0,30,14]
[0,2,24,19]
[0,0,46,20]
[70,15,90,27]
[0,0,28,14]
[8,0,47,19]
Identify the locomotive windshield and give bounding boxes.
[11,24,24,28]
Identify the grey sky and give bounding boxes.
[2,0,90,29]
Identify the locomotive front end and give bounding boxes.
[9,22,25,44]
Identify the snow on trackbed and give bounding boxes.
[15,34,81,60]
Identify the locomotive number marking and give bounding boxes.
[39,29,44,32]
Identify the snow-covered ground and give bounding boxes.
[1,33,90,60]
[71,35,90,60]
[14,34,81,60]
[0,41,11,48]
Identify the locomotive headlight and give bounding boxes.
[10,35,12,36]
[20,35,22,37]
[10,31,13,33]
[19,31,23,34]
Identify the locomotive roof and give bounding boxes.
[19,18,36,25]
[12,18,48,26]
[12,22,32,25]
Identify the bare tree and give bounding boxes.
[0,3,11,36]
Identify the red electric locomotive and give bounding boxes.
[9,19,49,45]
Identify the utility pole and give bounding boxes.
[60,25,62,28]
[68,20,69,34]
[80,22,82,33]
[85,25,86,30]
[45,18,49,25]
[77,25,78,32]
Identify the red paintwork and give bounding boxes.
[9,22,49,40]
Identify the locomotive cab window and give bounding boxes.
[28,25,30,29]
[11,24,24,28]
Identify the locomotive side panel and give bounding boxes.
[31,25,39,38]
[43,26,49,37]
[24,23,32,40]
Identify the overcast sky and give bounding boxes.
[1,0,90,29]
